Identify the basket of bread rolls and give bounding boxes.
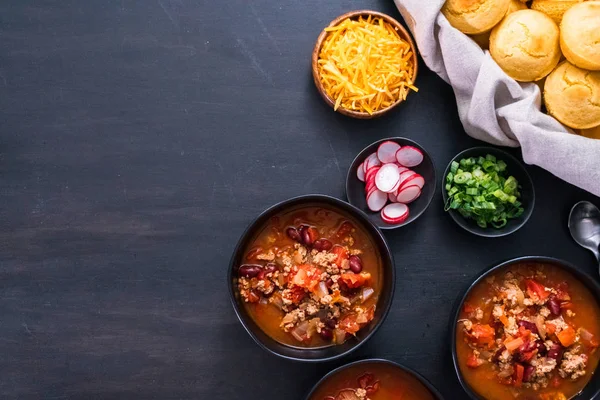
[443,0,600,136]
[394,0,600,195]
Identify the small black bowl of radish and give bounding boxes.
[346,138,436,229]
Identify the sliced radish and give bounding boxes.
[357,163,365,182]
[389,176,402,194]
[396,146,424,167]
[400,174,425,190]
[366,187,377,200]
[377,141,401,164]
[388,192,398,203]
[365,179,376,194]
[367,189,387,212]
[398,170,416,187]
[396,185,421,204]
[375,164,400,193]
[364,152,381,171]
[381,203,409,224]
[396,165,409,174]
[365,166,380,183]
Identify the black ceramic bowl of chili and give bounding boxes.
[228,194,395,362]
[451,256,600,400]
[304,358,444,399]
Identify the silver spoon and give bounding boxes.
[568,201,600,272]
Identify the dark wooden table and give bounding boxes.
[2,1,599,399]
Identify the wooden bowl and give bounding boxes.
[311,10,419,119]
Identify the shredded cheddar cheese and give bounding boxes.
[318,16,418,115]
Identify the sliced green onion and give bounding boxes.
[444,154,524,229]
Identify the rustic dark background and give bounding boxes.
[1,1,599,399]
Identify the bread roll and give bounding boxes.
[508,0,528,13]
[442,0,511,34]
[470,31,491,49]
[560,1,600,70]
[531,0,583,24]
[490,10,561,81]
[468,0,527,49]
[544,61,600,129]
[578,125,600,139]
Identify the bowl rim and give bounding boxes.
[227,194,396,362]
[303,357,445,399]
[345,137,437,230]
[311,9,419,119]
[450,255,600,400]
[441,146,536,238]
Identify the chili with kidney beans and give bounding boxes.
[456,262,600,400]
[235,206,382,347]
[308,362,436,400]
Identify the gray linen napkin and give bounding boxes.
[394,0,600,196]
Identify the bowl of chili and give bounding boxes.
[304,358,444,400]
[228,194,395,362]
[451,256,600,400]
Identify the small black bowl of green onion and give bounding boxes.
[442,147,535,237]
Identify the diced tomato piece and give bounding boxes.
[514,363,524,388]
[286,285,306,304]
[331,245,349,267]
[468,324,496,348]
[545,322,557,335]
[291,264,321,291]
[520,351,536,363]
[339,314,360,334]
[247,290,260,303]
[466,354,482,368]
[517,325,531,339]
[340,272,371,289]
[525,279,550,301]
[557,326,577,347]
[463,302,476,314]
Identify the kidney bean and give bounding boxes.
[263,263,278,274]
[548,296,561,316]
[298,225,310,245]
[519,340,538,353]
[523,365,535,383]
[348,255,363,273]
[547,343,564,361]
[286,227,301,242]
[325,278,334,289]
[517,320,539,335]
[238,264,262,278]
[536,340,547,355]
[300,226,318,247]
[258,263,278,280]
[319,328,333,341]
[313,238,333,251]
[492,346,506,362]
[324,318,337,330]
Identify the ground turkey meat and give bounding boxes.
[559,352,588,380]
